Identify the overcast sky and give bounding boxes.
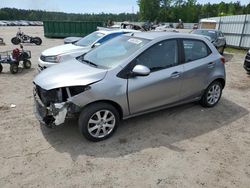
[0,0,249,14]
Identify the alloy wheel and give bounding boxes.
[87,110,116,138]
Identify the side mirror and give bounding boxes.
[132,65,150,77]
[92,42,101,48]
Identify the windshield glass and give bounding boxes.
[81,35,150,68]
[191,30,217,40]
[75,32,105,46]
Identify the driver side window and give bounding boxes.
[135,39,178,72]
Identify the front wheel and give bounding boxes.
[200,81,223,107]
[78,103,120,142]
[23,60,31,69]
[33,37,42,45]
[11,37,21,45]
[10,63,19,74]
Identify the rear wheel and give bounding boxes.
[200,81,223,107]
[11,37,21,45]
[23,60,31,69]
[0,64,3,73]
[10,63,19,74]
[78,102,120,142]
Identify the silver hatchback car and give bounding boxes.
[33,32,226,141]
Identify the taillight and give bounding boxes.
[220,57,225,64]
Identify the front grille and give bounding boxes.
[36,85,59,107]
[40,55,46,61]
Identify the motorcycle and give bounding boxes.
[11,28,42,45]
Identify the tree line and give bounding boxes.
[138,0,250,22]
[0,8,138,22]
[0,1,249,23]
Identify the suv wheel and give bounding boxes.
[78,102,120,142]
[200,81,223,107]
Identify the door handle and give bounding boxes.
[208,62,215,68]
[171,71,181,78]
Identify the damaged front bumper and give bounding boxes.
[34,89,69,128]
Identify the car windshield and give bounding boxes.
[192,30,217,40]
[80,35,150,68]
[75,32,105,47]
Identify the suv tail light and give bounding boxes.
[220,57,225,64]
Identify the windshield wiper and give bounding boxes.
[82,59,98,67]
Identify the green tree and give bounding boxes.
[138,0,160,21]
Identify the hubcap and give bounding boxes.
[207,84,221,105]
[87,110,115,138]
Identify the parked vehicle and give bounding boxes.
[64,37,82,44]
[33,32,226,141]
[0,45,31,74]
[193,23,198,29]
[0,21,8,26]
[199,19,217,29]
[0,37,5,45]
[38,29,140,71]
[191,29,226,54]
[155,24,171,31]
[11,28,42,45]
[244,50,250,73]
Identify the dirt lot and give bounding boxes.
[0,27,250,188]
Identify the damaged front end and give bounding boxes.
[33,85,89,128]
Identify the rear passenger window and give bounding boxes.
[183,40,211,62]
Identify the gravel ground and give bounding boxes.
[0,27,250,188]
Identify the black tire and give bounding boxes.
[78,102,120,142]
[10,63,19,74]
[200,81,223,108]
[23,60,31,69]
[11,37,21,45]
[33,37,42,45]
[0,64,3,73]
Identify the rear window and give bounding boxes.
[191,30,217,41]
[183,40,211,62]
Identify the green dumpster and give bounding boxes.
[43,21,104,38]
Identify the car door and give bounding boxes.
[127,39,184,114]
[180,39,213,100]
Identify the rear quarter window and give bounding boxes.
[183,39,211,62]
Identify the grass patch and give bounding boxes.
[225,47,248,54]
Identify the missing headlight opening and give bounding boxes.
[34,85,90,127]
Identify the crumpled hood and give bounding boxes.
[42,44,88,56]
[34,58,108,90]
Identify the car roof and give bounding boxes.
[127,31,206,40]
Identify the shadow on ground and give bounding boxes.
[40,98,248,159]
[224,53,234,62]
